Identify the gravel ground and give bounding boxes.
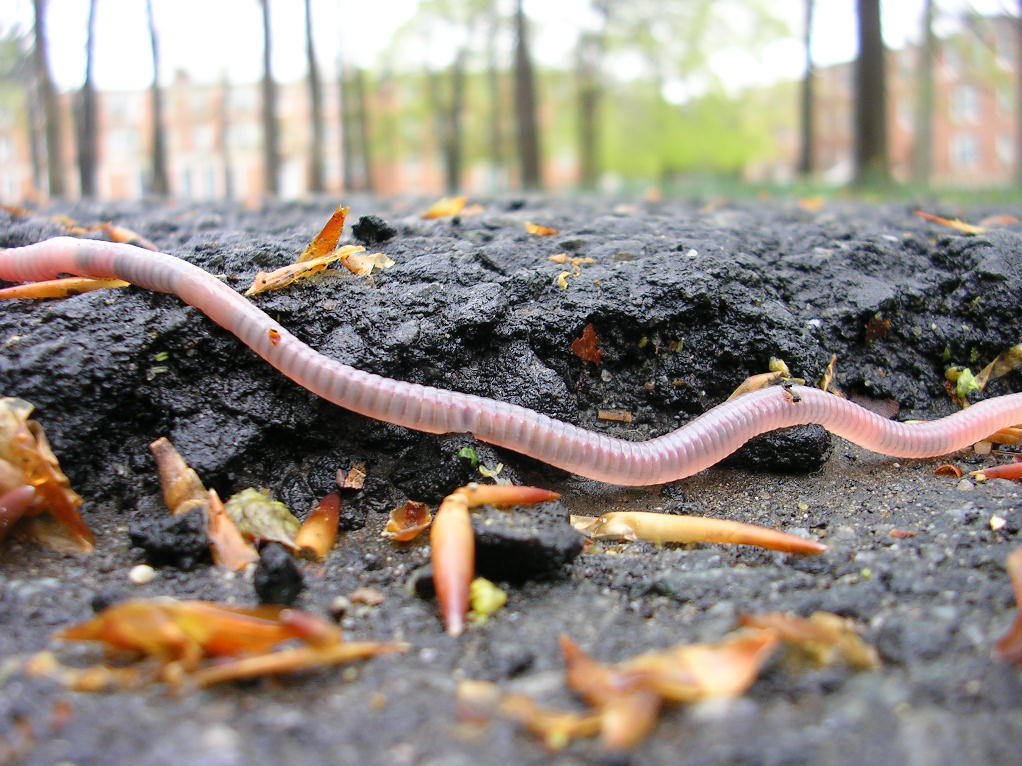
[1,196,1021,766]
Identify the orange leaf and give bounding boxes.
[297,205,349,262]
[421,196,467,219]
[0,277,129,300]
[914,210,986,235]
[525,222,558,236]
[570,323,602,365]
[206,489,259,571]
[382,500,432,542]
[97,223,158,251]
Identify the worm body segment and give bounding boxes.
[3,237,1022,486]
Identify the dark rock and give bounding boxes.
[253,543,304,605]
[351,215,397,246]
[724,424,833,474]
[472,501,583,582]
[128,510,211,570]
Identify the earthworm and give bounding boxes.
[3,236,1022,487]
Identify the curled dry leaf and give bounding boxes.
[224,487,301,550]
[571,511,826,555]
[914,209,986,235]
[500,695,602,752]
[984,426,1022,446]
[382,500,432,542]
[297,205,348,262]
[421,196,467,219]
[975,344,1022,391]
[338,249,395,276]
[933,464,963,478]
[570,323,602,365]
[245,246,366,295]
[994,547,1022,663]
[149,437,207,515]
[0,277,129,300]
[206,489,259,571]
[0,397,91,551]
[295,492,341,560]
[977,214,1019,227]
[739,611,881,670]
[525,222,558,236]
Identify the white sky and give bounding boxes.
[0,0,1016,94]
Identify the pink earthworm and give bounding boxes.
[2,236,1022,487]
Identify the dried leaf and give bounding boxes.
[297,205,349,262]
[223,487,300,550]
[977,214,1019,227]
[555,271,571,290]
[525,222,558,236]
[570,510,826,555]
[0,277,130,300]
[421,196,467,219]
[336,461,367,490]
[739,611,881,670]
[819,353,844,395]
[245,246,365,295]
[382,500,432,542]
[0,203,29,218]
[726,372,784,401]
[570,323,602,365]
[499,694,602,752]
[0,398,91,551]
[914,210,986,235]
[350,587,385,606]
[295,492,340,560]
[338,249,394,276]
[96,222,158,251]
[207,490,259,571]
[149,437,207,515]
[933,464,963,478]
[975,344,1022,390]
[797,197,825,212]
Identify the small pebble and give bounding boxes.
[128,564,156,585]
[955,479,973,491]
[330,595,352,619]
[350,586,385,606]
[990,515,1007,531]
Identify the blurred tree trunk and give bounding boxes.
[338,62,356,190]
[1016,0,1022,187]
[797,0,814,178]
[32,0,66,197]
[260,0,280,196]
[484,8,506,189]
[575,30,602,190]
[27,84,44,190]
[445,48,466,193]
[512,0,541,188]
[219,74,234,199]
[852,0,890,186]
[75,0,98,197]
[353,67,373,193]
[145,0,168,196]
[911,0,934,185]
[304,0,324,193]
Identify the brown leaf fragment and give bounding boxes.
[797,196,825,212]
[975,344,1022,391]
[933,464,963,478]
[914,209,986,235]
[888,529,917,539]
[597,410,633,423]
[739,611,881,670]
[0,277,130,300]
[985,426,1022,446]
[223,488,300,550]
[382,500,432,542]
[977,214,1019,227]
[338,249,394,276]
[421,196,467,219]
[572,511,826,555]
[336,462,367,490]
[206,490,259,571]
[50,215,89,235]
[297,205,349,262]
[0,203,29,218]
[525,221,558,236]
[0,398,91,551]
[245,246,365,295]
[499,695,603,752]
[295,492,340,560]
[349,587,385,606]
[96,222,158,251]
[726,371,785,401]
[995,547,1022,663]
[149,437,207,515]
[570,323,602,365]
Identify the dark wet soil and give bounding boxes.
[1,197,1021,765]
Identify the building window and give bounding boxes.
[950,85,980,124]
[951,133,980,169]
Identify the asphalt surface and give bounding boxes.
[1,196,1021,765]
